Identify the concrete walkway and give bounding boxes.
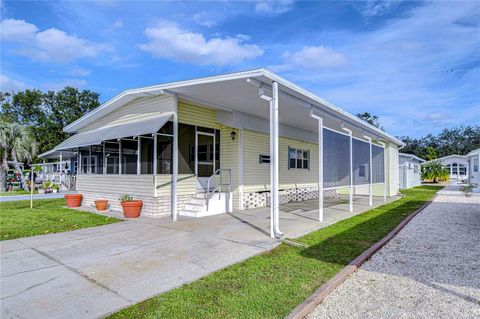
[1,195,394,319]
[308,188,480,319]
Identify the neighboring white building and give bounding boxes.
[426,155,468,181]
[467,148,480,184]
[40,69,404,238]
[399,153,425,189]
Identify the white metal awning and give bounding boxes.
[52,112,172,151]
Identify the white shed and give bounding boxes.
[399,153,425,189]
[427,155,468,181]
[467,148,480,184]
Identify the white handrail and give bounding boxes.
[206,169,231,210]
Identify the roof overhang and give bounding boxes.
[64,68,404,146]
[399,152,426,163]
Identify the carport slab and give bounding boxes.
[1,195,396,319]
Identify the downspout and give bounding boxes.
[378,141,387,203]
[363,135,373,206]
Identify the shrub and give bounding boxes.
[421,161,450,183]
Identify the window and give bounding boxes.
[474,158,479,172]
[359,165,366,177]
[288,147,310,169]
[79,147,90,174]
[91,145,104,174]
[414,164,419,173]
[259,154,270,164]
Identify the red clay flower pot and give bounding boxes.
[120,200,143,218]
[94,199,109,212]
[65,194,83,208]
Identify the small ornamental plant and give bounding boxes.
[119,195,134,202]
[460,183,477,197]
[119,195,142,218]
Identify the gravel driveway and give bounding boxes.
[308,191,480,319]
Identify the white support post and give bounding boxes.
[343,127,353,213]
[379,141,387,203]
[271,81,282,238]
[310,110,324,222]
[364,135,373,206]
[102,142,106,174]
[153,133,157,197]
[239,128,244,210]
[78,148,81,175]
[318,117,324,221]
[269,99,274,238]
[137,137,141,175]
[88,147,92,174]
[119,140,122,175]
[172,96,179,222]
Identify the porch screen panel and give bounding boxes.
[352,139,370,185]
[372,144,385,183]
[323,128,350,188]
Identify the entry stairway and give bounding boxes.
[179,192,232,218]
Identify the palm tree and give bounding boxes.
[421,160,450,183]
[0,122,37,192]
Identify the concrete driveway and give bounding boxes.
[1,195,394,319]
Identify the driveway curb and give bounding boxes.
[285,200,433,319]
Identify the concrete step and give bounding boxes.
[184,203,205,212]
[178,209,201,217]
[190,197,207,205]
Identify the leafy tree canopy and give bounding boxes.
[356,112,383,130]
[399,125,480,159]
[0,87,100,157]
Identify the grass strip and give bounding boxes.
[109,186,441,319]
[0,198,122,240]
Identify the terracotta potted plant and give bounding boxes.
[119,195,143,218]
[65,194,83,208]
[94,199,109,212]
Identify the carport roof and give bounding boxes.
[64,68,404,146]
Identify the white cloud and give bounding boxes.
[0,18,37,41]
[273,46,347,71]
[111,19,123,29]
[422,111,452,123]
[139,22,263,66]
[0,74,30,92]
[1,18,112,63]
[193,11,216,28]
[255,0,294,16]
[361,0,401,18]
[64,66,92,77]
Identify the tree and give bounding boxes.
[421,161,450,183]
[399,125,480,159]
[356,112,383,129]
[423,146,437,161]
[0,122,37,191]
[0,87,100,156]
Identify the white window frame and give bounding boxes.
[288,147,310,170]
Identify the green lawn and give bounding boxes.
[109,186,442,319]
[0,198,122,240]
[0,189,37,196]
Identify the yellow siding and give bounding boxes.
[178,100,221,129]
[155,174,196,196]
[219,127,239,192]
[386,142,399,196]
[243,129,319,192]
[79,95,174,133]
[76,175,155,197]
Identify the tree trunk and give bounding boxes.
[11,153,28,190]
[0,155,7,192]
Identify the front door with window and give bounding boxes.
[196,131,215,192]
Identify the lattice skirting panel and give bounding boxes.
[243,187,338,210]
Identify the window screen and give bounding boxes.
[353,138,370,185]
[372,144,385,183]
[323,129,350,188]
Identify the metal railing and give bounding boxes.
[206,169,232,210]
[156,174,196,189]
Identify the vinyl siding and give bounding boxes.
[76,175,155,197]
[386,142,399,196]
[156,174,196,196]
[79,95,174,133]
[178,100,221,129]
[243,129,319,192]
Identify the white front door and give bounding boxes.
[195,131,215,192]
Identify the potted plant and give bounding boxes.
[43,181,52,193]
[52,183,60,193]
[65,193,83,208]
[119,195,143,218]
[460,183,477,197]
[94,199,109,212]
[38,187,46,194]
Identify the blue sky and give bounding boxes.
[1,0,479,138]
